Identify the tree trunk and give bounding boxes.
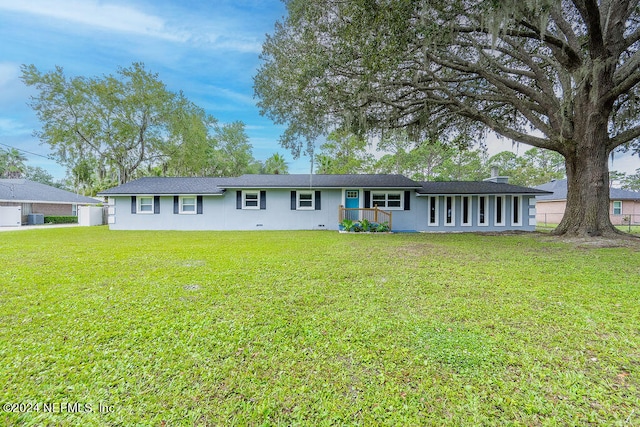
[554,110,618,237]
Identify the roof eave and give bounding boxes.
[224,185,423,189]
[97,192,225,196]
[0,199,100,204]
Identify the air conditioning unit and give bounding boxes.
[27,213,44,225]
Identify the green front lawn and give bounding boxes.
[1,228,638,425]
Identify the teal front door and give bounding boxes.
[345,190,359,220]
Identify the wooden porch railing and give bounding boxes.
[338,205,392,230]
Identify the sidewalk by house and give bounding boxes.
[0,224,81,232]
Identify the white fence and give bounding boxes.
[537,213,640,227]
[0,206,21,227]
[78,206,105,226]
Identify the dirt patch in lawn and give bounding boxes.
[537,233,640,250]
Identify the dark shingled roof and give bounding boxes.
[224,174,422,188]
[535,179,640,201]
[98,175,556,196]
[98,174,422,195]
[0,179,99,204]
[417,181,552,195]
[97,177,227,195]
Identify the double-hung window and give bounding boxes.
[297,191,314,210]
[180,196,197,214]
[138,196,154,213]
[613,201,622,215]
[371,192,402,209]
[243,191,260,209]
[237,190,265,210]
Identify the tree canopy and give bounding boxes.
[0,148,27,179]
[314,130,373,173]
[264,153,290,174]
[255,0,640,236]
[22,63,264,193]
[22,63,211,184]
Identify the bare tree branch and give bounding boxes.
[609,124,640,148]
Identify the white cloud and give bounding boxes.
[0,62,19,87]
[0,0,188,42]
[197,33,263,54]
[0,0,264,53]
[611,151,640,174]
[208,86,256,106]
[0,118,30,136]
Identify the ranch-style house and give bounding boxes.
[98,173,551,232]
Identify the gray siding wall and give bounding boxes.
[109,189,343,231]
[416,195,537,232]
[107,190,538,232]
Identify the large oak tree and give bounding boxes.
[255,0,640,236]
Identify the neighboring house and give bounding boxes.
[535,179,640,225]
[0,179,100,226]
[98,174,551,232]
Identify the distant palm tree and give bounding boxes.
[264,153,289,174]
[1,148,27,178]
[315,154,334,174]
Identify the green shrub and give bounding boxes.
[44,215,78,224]
[339,218,355,231]
[376,221,390,232]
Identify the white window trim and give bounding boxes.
[478,196,488,226]
[613,200,622,215]
[445,196,456,226]
[371,192,404,210]
[297,191,315,210]
[138,196,154,214]
[179,196,197,214]
[242,191,260,210]
[428,196,439,226]
[512,196,522,226]
[461,196,471,226]
[494,195,505,226]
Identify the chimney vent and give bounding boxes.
[484,166,509,183]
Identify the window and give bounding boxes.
[139,196,154,213]
[445,196,455,226]
[180,196,196,214]
[346,190,359,199]
[462,196,471,226]
[428,196,438,226]
[495,196,505,226]
[512,196,521,225]
[297,191,314,210]
[243,191,260,209]
[387,193,402,208]
[478,196,487,226]
[371,192,403,209]
[237,191,265,210]
[613,201,622,215]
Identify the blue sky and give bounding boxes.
[0,0,315,179]
[0,0,638,180]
